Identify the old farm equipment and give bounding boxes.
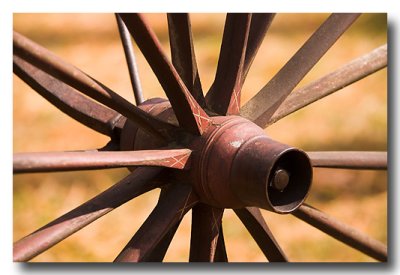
[13,13,387,262]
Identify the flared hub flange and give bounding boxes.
[120,98,313,214]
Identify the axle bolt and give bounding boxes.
[271,169,290,192]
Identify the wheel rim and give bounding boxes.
[13,12,386,261]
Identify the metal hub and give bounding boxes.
[12,13,387,262]
[120,99,313,214]
[271,169,290,191]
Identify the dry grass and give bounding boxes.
[13,13,387,262]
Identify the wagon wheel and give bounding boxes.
[13,13,387,262]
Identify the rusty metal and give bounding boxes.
[271,169,290,191]
[13,13,387,262]
[119,13,211,136]
[214,227,228,262]
[13,167,163,262]
[269,44,388,126]
[206,13,251,115]
[13,149,191,173]
[293,204,387,262]
[13,31,176,141]
[190,204,224,262]
[189,115,311,212]
[119,98,176,153]
[167,13,206,108]
[241,13,361,128]
[14,55,122,137]
[119,104,313,212]
[242,13,275,81]
[307,151,387,170]
[144,222,181,261]
[234,207,288,262]
[135,186,186,262]
[114,183,198,262]
[115,14,144,105]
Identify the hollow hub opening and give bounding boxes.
[120,99,313,214]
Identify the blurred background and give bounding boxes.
[13,13,387,262]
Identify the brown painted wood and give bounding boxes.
[13,167,163,262]
[119,13,211,136]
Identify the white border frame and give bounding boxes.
[1,1,398,274]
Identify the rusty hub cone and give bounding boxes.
[120,99,313,214]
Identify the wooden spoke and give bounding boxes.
[293,204,387,262]
[167,13,206,107]
[235,207,288,262]
[13,149,192,173]
[241,13,361,128]
[214,225,228,262]
[269,44,387,126]
[307,151,387,170]
[13,167,163,262]
[115,14,144,105]
[14,55,121,137]
[141,187,184,262]
[189,204,224,262]
[206,13,251,115]
[119,13,210,135]
[98,140,121,152]
[242,13,275,81]
[144,222,181,262]
[114,183,198,262]
[13,13,387,263]
[13,31,176,140]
